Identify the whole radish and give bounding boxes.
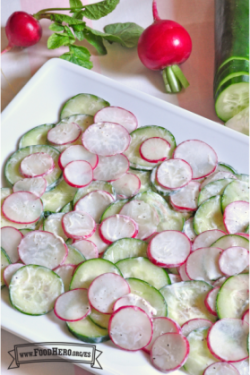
[138,0,192,93]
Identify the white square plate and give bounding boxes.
[1,58,249,375]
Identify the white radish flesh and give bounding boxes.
[1,227,23,262]
[205,287,219,316]
[183,218,197,242]
[59,145,98,170]
[54,264,76,292]
[192,229,226,251]
[3,263,24,287]
[204,362,240,375]
[224,201,249,234]
[170,181,200,211]
[99,215,138,244]
[94,106,138,133]
[54,288,90,321]
[139,137,171,163]
[82,122,131,156]
[87,224,108,254]
[63,160,93,188]
[181,318,213,337]
[72,239,98,260]
[62,211,96,240]
[186,247,223,282]
[88,273,130,313]
[200,171,237,189]
[113,293,156,317]
[219,247,249,276]
[111,173,141,198]
[93,154,129,182]
[178,263,191,281]
[20,152,54,178]
[13,177,47,197]
[168,273,182,284]
[44,213,67,241]
[156,158,193,189]
[47,122,81,145]
[242,310,249,325]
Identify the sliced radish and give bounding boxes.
[200,171,237,190]
[109,306,153,351]
[205,287,220,316]
[212,276,227,287]
[82,122,131,156]
[59,145,98,170]
[178,263,191,281]
[156,158,193,189]
[63,160,93,188]
[94,106,138,133]
[20,152,54,178]
[54,288,90,321]
[54,264,76,292]
[224,201,249,234]
[204,362,240,375]
[173,139,218,179]
[2,192,43,224]
[88,273,130,314]
[183,218,197,242]
[207,319,249,362]
[18,230,68,269]
[192,229,226,251]
[47,122,81,145]
[74,190,115,223]
[139,137,171,163]
[120,200,160,240]
[170,181,200,211]
[93,154,129,182]
[87,224,108,255]
[218,247,249,276]
[169,273,182,283]
[99,215,138,244]
[242,310,249,325]
[186,247,223,282]
[62,211,96,240]
[3,263,24,287]
[13,177,47,197]
[150,333,190,372]
[113,293,156,317]
[148,231,191,267]
[1,227,23,263]
[72,239,98,260]
[181,318,213,336]
[144,317,181,353]
[235,233,250,239]
[111,173,141,198]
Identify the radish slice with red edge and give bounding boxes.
[88,273,130,314]
[99,215,138,244]
[242,310,249,325]
[186,247,223,282]
[63,160,93,188]
[47,122,81,145]
[139,137,171,163]
[207,318,249,362]
[147,230,191,267]
[144,317,181,353]
[1,226,23,263]
[13,177,47,197]
[74,190,115,223]
[59,145,98,170]
[156,158,193,189]
[18,230,68,269]
[169,273,182,284]
[3,263,24,287]
[181,318,213,337]
[200,171,237,189]
[20,152,54,178]
[205,287,220,316]
[192,229,226,251]
[94,106,138,133]
[173,139,218,179]
[2,192,43,224]
[54,288,91,322]
[170,181,200,211]
[72,239,98,260]
[93,154,129,182]
[218,247,249,276]
[183,218,197,242]
[235,232,249,239]
[178,263,191,281]
[54,264,76,292]
[212,276,227,288]
[82,122,131,156]
[150,333,190,372]
[111,173,141,198]
[113,293,156,317]
[87,224,108,255]
[109,306,153,351]
[224,201,249,234]
[62,211,96,240]
[204,362,240,375]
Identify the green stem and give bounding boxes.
[33,6,84,20]
[171,64,190,89]
[162,65,190,93]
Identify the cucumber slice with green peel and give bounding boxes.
[246,225,249,234]
[160,281,217,326]
[89,308,111,329]
[236,174,249,185]
[115,257,170,289]
[73,180,115,205]
[221,180,249,211]
[216,274,249,319]
[128,169,151,193]
[60,202,73,213]
[60,94,110,118]
[5,145,61,189]
[225,106,249,135]
[211,234,249,250]
[66,316,109,343]
[63,244,85,265]
[43,213,67,241]
[19,124,54,148]
[1,187,12,203]
[102,238,148,263]
[194,196,226,234]
[217,162,237,174]
[217,59,249,75]
[9,265,64,315]
[1,210,42,230]
[69,258,121,289]
[42,179,76,214]
[19,229,33,236]
[100,199,128,221]
[215,72,249,92]
[1,248,11,288]
[198,178,235,206]
[124,126,176,171]
[58,114,94,132]
[127,278,168,317]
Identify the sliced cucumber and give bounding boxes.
[100,199,128,221]
[236,174,249,185]
[64,244,85,265]
[225,106,249,135]
[42,179,76,214]
[59,114,94,132]
[60,202,73,213]
[211,234,249,250]
[1,247,11,288]
[103,238,148,263]
[198,178,234,206]
[73,180,115,206]
[128,168,151,193]
[67,316,109,343]
[116,257,170,289]
[5,145,61,189]
[193,195,226,234]
[19,124,54,148]
[246,225,249,234]
[9,265,64,315]
[221,180,249,211]
[89,308,111,329]
[216,274,249,319]
[124,126,176,171]
[217,162,237,174]
[60,94,110,118]
[1,187,12,203]
[215,72,249,92]
[43,213,67,241]
[160,281,216,326]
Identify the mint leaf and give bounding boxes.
[69,45,91,59]
[64,26,76,40]
[72,24,86,41]
[47,33,72,49]
[60,46,93,69]
[69,0,83,8]
[49,23,65,32]
[83,0,119,20]
[83,29,107,55]
[104,23,144,48]
[50,13,85,25]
